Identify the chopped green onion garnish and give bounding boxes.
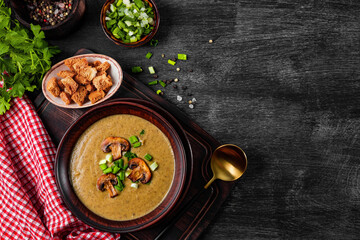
[118,158,124,168]
[131,66,143,73]
[168,59,176,65]
[148,66,155,74]
[112,165,121,174]
[130,182,139,189]
[129,135,138,144]
[99,159,107,165]
[177,54,187,60]
[144,154,152,161]
[123,162,128,170]
[146,52,153,59]
[124,151,137,160]
[119,171,125,181]
[105,153,113,162]
[99,164,108,171]
[114,185,122,192]
[140,129,145,135]
[149,162,158,171]
[159,80,166,87]
[103,167,113,174]
[156,90,162,95]
[133,142,142,148]
[125,169,132,177]
[148,80,158,86]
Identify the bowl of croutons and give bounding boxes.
[42,54,123,108]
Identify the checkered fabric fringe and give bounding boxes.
[0,96,120,240]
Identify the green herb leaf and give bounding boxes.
[0,3,59,114]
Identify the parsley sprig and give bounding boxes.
[0,1,60,114]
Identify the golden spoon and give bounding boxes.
[155,144,248,239]
[204,144,247,189]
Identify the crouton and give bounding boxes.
[57,70,76,78]
[93,60,102,67]
[88,90,105,104]
[95,61,111,72]
[96,71,107,77]
[60,92,72,105]
[61,76,78,95]
[71,86,88,106]
[47,77,61,97]
[72,58,89,73]
[85,84,95,92]
[57,79,65,90]
[92,74,113,91]
[74,74,91,85]
[78,66,97,81]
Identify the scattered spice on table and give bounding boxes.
[25,0,73,26]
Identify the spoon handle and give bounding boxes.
[154,187,207,240]
[204,175,216,189]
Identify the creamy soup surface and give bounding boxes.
[70,114,175,221]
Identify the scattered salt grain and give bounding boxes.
[189,104,194,109]
[177,95,182,101]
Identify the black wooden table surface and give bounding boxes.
[44,0,360,239]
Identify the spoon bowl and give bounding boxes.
[204,144,247,189]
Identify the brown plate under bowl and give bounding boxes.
[10,0,86,39]
[100,0,160,47]
[55,99,188,232]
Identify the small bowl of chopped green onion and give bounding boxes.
[100,0,160,47]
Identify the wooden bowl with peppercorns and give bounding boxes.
[10,0,86,39]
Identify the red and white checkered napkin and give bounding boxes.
[0,96,120,240]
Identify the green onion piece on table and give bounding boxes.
[159,80,166,87]
[177,54,187,60]
[168,59,176,65]
[140,129,145,135]
[146,52,153,59]
[150,39,158,46]
[103,167,113,174]
[129,135,138,144]
[150,162,158,171]
[148,80,158,86]
[131,66,143,73]
[148,66,155,74]
[156,90,162,95]
[133,142,142,148]
[100,164,108,171]
[144,154,152,161]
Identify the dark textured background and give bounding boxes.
[46,0,360,239]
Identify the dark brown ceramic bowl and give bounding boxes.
[100,0,160,47]
[55,99,188,232]
[10,0,86,39]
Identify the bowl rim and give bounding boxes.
[10,0,82,30]
[55,99,188,232]
[42,53,123,109]
[100,0,160,47]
